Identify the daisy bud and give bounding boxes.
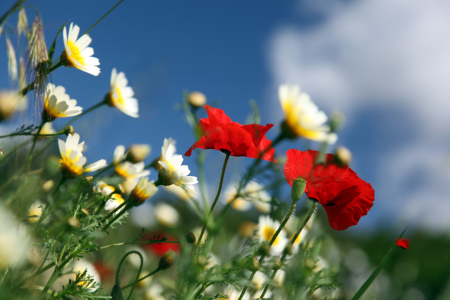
[186,232,196,244]
[197,254,208,267]
[64,126,75,136]
[67,217,80,229]
[130,177,158,207]
[126,144,151,163]
[188,91,207,107]
[81,208,89,216]
[246,256,260,272]
[81,176,94,187]
[273,258,282,270]
[335,146,352,166]
[0,90,20,122]
[158,250,175,270]
[291,178,306,203]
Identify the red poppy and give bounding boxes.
[141,232,180,257]
[396,238,409,250]
[184,105,276,162]
[284,149,374,231]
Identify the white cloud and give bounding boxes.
[268,0,450,230]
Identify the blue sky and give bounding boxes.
[1,0,449,233]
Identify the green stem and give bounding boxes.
[115,250,143,300]
[99,200,128,224]
[63,101,106,127]
[237,201,296,300]
[122,268,161,290]
[84,0,124,35]
[196,152,230,251]
[102,205,129,232]
[0,130,65,139]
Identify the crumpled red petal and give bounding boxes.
[284,149,374,230]
[185,105,276,162]
[396,238,410,250]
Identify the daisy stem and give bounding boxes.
[63,100,106,127]
[99,200,128,224]
[84,0,124,35]
[101,204,129,232]
[237,201,297,300]
[49,60,62,73]
[260,201,318,299]
[196,152,230,251]
[122,267,161,290]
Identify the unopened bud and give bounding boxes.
[81,176,94,187]
[188,91,206,107]
[81,208,89,216]
[110,284,124,300]
[291,178,306,203]
[158,250,175,270]
[186,232,196,244]
[126,144,151,163]
[329,110,345,133]
[64,126,74,136]
[334,146,352,166]
[197,254,208,267]
[257,242,271,256]
[67,217,80,229]
[273,257,282,270]
[155,168,177,186]
[246,256,259,271]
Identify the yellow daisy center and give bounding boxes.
[263,226,279,245]
[66,40,85,67]
[60,159,83,178]
[115,164,131,178]
[110,86,125,108]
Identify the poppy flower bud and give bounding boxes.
[291,178,306,203]
[126,144,151,163]
[158,250,175,270]
[334,146,352,166]
[188,91,206,107]
[186,232,196,244]
[396,238,409,250]
[110,284,124,300]
[64,126,75,136]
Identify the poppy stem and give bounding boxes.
[196,152,231,250]
[260,201,318,299]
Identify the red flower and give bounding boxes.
[396,238,410,250]
[141,232,180,257]
[185,105,276,162]
[284,149,374,231]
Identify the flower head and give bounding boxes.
[106,68,138,117]
[396,238,409,250]
[155,202,180,227]
[43,83,82,121]
[114,145,150,178]
[185,105,276,162]
[62,23,100,76]
[130,177,158,206]
[258,215,288,256]
[93,181,115,196]
[104,194,125,212]
[39,122,56,136]
[72,259,101,290]
[58,133,107,178]
[158,138,198,192]
[279,84,336,144]
[283,149,375,230]
[27,200,44,224]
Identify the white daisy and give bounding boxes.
[252,271,267,291]
[0,205,29,269]
[155,202,179,228]
[221,286,249,300]
[279,84,337,144]
[106,68,138,117]
[130,177,158,206]
[274,269,285,288]
[158,138,198,191]
[39,122,56,136]
[114,145,150,178]
[145,283,165,300]
[223,184,252,211]
[104,194,125,211]
[163,184,198,202]
[291,228,309,255]
[245,181,271,214]
[43,83,82,120]
[62,23,100,76]
[58,133,107,178]
[72,259,101,291]
[258,215,289,256]
[93,181,115,196]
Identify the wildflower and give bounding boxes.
[93,181,115,196]
[43,83,82,121]
[73,259,101,290]
[163,184,198,201]
[252,271,267,291]
[58,133,107,178]
[192,227,207,246]
[188,91,207,107]
[126,144,151,163]
[184,105,276,162]
[335,146,352,166]
[279,84,337,144]
[105,68,138,117]
[274,269,285,287]
[39,122,56,136]
[61,23,100,76]
[283,149,375,230]
[158,250,175,270]
[246,181,272,213]
[27,200,43,223]
[258,215,289,256]
[145,283,164,300]
[0,90,20,121]
[114,145,150,179]
[220,286,250,300]
[130,177,158,206]
[104,194,125,211]
[223,184,252,211]
[155,202,179,227]
[396,238,410,250]
[291,228,309,254]
[157,139,198,192]
[0,206,29,269]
